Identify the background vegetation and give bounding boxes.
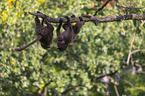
[0,0,145,95]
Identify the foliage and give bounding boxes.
[0,0,145,95]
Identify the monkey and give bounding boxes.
[14,16,54,51]
[56,16,85,51]
[38,17,54,49]
[71,15,85,41]
[56,16,73,51]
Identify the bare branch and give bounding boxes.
[116,3,144,10]
[94,0,112,16]
[137,71,145,74]
[41,80,53,94]
[93,70,118,80]
[99,14,145,22]
[93,62,130,81]
[37,80,53,96]
[62,83,82,95]
[29,11,145,24]
[124,79,134,87]
[126,34,136,65]
[131,49,145,54]
[114,85,120,96]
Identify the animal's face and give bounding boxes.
[39,29,45,35]
[57,40,68,51]
[38,27,49,36]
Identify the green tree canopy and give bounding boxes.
[0,0,145,95]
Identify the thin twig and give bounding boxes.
[134,87,145,89]
[114,85,120,96]
[131,49,145,54]
[93,0,112,16]
[117,74,134,87]
[131,56,134,65]
[141,20,145,25]
[94,70,118,80]
[62,83,82,95]
[116,4,144,10]
[126,34,136,65]
[122,79,134,87]
[137,71,145,74]
[41,80,53,95]
[93,62,129,81]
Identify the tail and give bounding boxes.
[14,36,42,51]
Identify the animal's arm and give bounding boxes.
[74,22,85,34]
[44,18,54,30]
[56,18,63,40]
[72,17,85,42]
[64,16,74,42]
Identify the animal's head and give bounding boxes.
[57,40,68,51]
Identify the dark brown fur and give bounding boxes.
[56,16,85,51]
[71,16,85,41]
[14,16,54,51]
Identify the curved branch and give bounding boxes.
[29,11,145,24]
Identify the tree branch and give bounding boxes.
[62,83,82,95]
[41,80,53,94]
[94,0,112,16]
[126,34,136,65]
[131,49,145,54]
[94,70,118,80]
[29,11,145,24]
[116,3,144,10]
[114,85,120,96]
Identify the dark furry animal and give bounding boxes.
[14,16,54,51]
